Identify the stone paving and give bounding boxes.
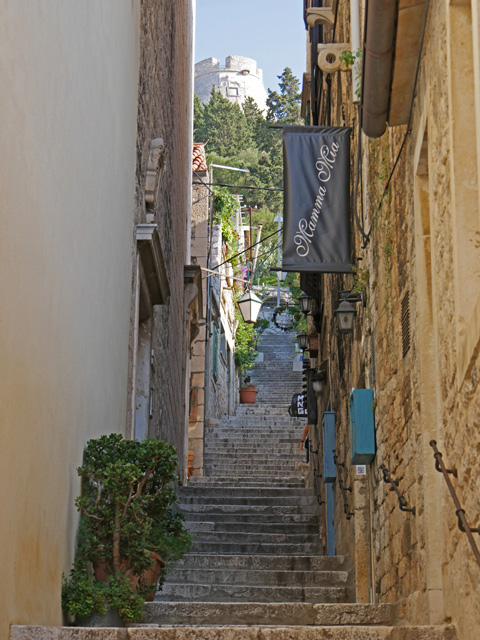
[11,332,458,637]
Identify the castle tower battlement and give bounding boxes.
[194,55,268,112]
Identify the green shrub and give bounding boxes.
[234,313,258,370]
[63,434,191,624]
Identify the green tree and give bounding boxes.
[266,67,301,124]
[193,94,206,142]
[242,97,269,150]
[202,88,252,156]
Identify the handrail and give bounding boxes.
[333,449,354,519]
[379,464,415,515]
[309,443,325,506]
[430,440,480,569]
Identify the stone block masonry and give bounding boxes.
[128,0,194,478]
[194,55,268,112]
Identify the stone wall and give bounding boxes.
[188,176,210,475]
[131,0,194,480]
[194,55,268,112]
[306,0,480,635]
[205,226,237,421]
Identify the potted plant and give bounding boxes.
[62,434,192,625]
[239,376,258,404]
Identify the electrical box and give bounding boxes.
[322,411,336,483]
[350,389,376,465]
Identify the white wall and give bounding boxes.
[0,1,140,633]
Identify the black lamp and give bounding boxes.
[238,289,263,324]
[299,293,312,316]
[297,331,309,351]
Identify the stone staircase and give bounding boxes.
[11,331,458,638]
[248,330,303,404]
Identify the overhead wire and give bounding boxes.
[202,182,283,192]
[212,227,283,272]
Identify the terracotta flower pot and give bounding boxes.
[239,385,258,404]
[94,550,164,601]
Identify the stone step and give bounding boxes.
[178,486,313,497]
[10,624,458,639]
[187,477,306,486]
[190,541,322,554]
[203,451,301,460]
[164,567,348,587]
[189,530,320,544]
[207,423,301,430]
[207,423,300,429]
[234,404,300,412]
[203,464,301,474]
[205,435,300,442]
[141,602,396,627]
[204,443,302,451]
[201,474,308,482]
[203,458,302,466]
[204,444,300,452]
[179,503,318,515]
[178,495,317,506]
[185,520,319,535]
[204,450,302,458]
[205,437,300,444]
[151,602,394,626]
[173,554,346,571]
[202,471,303,480]
[181,512,318,524]
[156,582,348,603]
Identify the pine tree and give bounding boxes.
[193,94,207,142]
[266,67,301,124]
[242,97,268,150]
[202,88,252,156]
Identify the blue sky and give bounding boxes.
[194,0,306,94]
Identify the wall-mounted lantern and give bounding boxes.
[299,293,312,316]
[297,331,309,352]
[238,289,262,324]
[312,369,327,394]
[334,290,362,334]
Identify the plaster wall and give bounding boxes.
[0,1,140,635]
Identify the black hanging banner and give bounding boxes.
[281,126,352,273]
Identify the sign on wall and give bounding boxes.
[281,126,352,273]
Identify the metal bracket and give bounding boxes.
[306,7,335,28]
[380,464,416,515]
[317,43,351,73]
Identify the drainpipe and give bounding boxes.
[362,0,398,138]
[250,224,263,285]
[351,0,361,103]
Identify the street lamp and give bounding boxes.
[296,331,309,352]
[311,369,327,394]
[238,289,263,324]
[334,291,362,334]
[299,293,312,316]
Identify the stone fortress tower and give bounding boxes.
[194,55,268,112]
